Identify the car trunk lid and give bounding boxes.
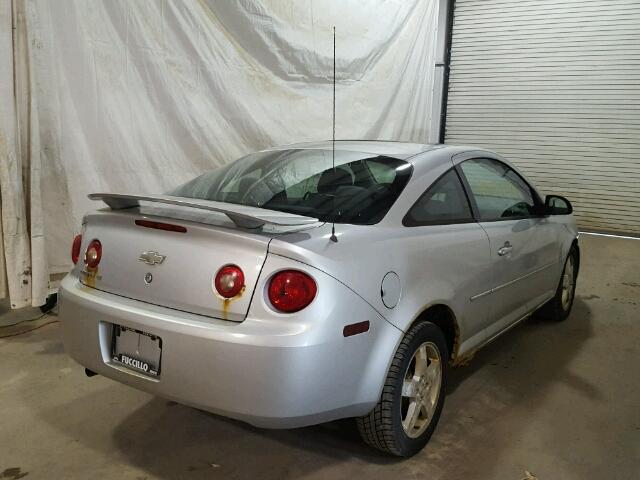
[78,198,317,321]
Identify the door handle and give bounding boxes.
[498,241,513,256]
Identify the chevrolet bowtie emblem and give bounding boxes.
[139,251,166,266]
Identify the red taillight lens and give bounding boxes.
[71,234,82,264]
[267,270,317,313]
[135,219,187,233]
[215,265,245,298]
[84,239,102,268]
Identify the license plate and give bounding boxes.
[111,325,162,377]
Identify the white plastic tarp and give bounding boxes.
[0,0,439,308]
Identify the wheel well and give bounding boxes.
[412,304,459,361]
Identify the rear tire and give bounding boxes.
[356,321,448,457]
[536,246,578,321]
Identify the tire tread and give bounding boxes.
[356,320,432,456]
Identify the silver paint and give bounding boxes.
[59,142,578,428]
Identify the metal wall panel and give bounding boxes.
[445,0,640,235]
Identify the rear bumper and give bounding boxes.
[59,266,401,428]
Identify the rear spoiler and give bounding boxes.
[88,193,319,229]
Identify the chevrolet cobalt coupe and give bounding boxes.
[60,141,578,457]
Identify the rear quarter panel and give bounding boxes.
[269,221,492,358]
[268,150,494,356]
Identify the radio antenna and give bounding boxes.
[330,26,338,243]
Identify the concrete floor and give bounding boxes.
[1,234,638,480]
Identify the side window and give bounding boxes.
[403,169,473,226]
[460,158,536,221]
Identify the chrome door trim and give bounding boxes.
[469,289,493,302]
[470,260,557,302]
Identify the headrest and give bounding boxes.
[317,167,353,194]
[238,177,255,194]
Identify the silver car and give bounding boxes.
[60,141,579,457]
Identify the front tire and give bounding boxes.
[537,246,578,321]
[357,321,448,457]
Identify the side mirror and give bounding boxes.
[545,195,573,215]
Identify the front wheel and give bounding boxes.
[537,246,578,321]
[356,321,448,457]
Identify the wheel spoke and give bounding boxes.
[425,358,439,383]
[415,345,428,375]
[403,400,421,432]
[420,401,430,421]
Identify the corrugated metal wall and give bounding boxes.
[445,0,640,235]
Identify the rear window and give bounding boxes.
[170,149,413,225]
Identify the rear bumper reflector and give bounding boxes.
[343,321,370,337]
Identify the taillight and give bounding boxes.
[215,265,245,298]
[71,234,82,264]
[84,239,102,268]
[135,219,187,233]
[267,270,317,313]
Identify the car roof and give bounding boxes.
[262,141,503,175]
[264,140,442,159]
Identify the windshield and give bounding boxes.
[169,149,413,225]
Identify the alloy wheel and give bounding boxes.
[401,341,442,438]
[561,255,575,310]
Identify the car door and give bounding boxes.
[403,167,492,353]
[457,157,558,338]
